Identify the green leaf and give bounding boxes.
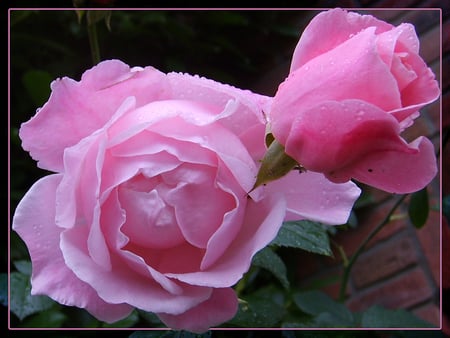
[271,220,332,256]
[408,187,429,228]
[14,260,32,275]
[229,291,285,328]
[22,70,53,107]
[10,272,55,320]
[293,290,354,327]
[102,309,139,328]
[20,307,67,328]
[252,247,289,289]
[137,310,165,328]
[360,305,435,328]
[0,273,7,306]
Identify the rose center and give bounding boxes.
[118,173,184,249]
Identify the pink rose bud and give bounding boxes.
[269,8,440,194]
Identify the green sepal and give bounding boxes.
[250,139,299,192]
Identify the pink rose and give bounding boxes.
[12,60,360,332]
[270,8,440,193]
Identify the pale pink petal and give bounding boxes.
[165,168,235,249]
[376,23,419,70]
[19,60,169,172]
[271,28,401,146]
[335,136,437,194]
[119,187,184,249]
[105,100,257,194]
[166,194,286,287]
[60,224,212,314]
[167,72,268,137]
[55,133,105,230]
[158,288,238,333]
[290,8,392,72]
[12,175,133,322]
[199,177,245,270]
[100,189,187,296]
[264,171,361,225]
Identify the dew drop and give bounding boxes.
[356,110,366,121]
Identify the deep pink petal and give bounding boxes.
[271,28,401,146]
[290,8,393,72]
[19,60,169,172]
[334,136,437,194]
[12,175,133,322]
[264,171,361,225]
[166,194,286,287]
[283,100,405,175]
[158,288,238,333]
[390,53,440,129]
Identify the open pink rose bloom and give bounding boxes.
[12,59,360,332]
[270,8,440,193]
[11,8,439,332]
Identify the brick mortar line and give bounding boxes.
[345,264,434,310]
[348,225,419,290]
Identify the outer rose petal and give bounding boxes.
[167,72,269,137]
[264,171,361,225]
[337,136,437,194]
[284,100,406,174]
[19,60,170,172]
[12,175,133,322]
[290,8,393,71]
[158,288,238,333]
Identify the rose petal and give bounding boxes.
[264,171,361,225]
[167,72,268,137]
[157,288,238,333]
[12,175,133,322]
[166,194,286,287]
[61,222,212,314]
[290,8,393,72]
[19,60,169,172]
[390,52,440,129]
[271,28,401,146]
[284,100,406,175]
[338,136,437,193]
[119,187,184,249]
[165,165,235,249]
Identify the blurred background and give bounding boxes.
[8,0,449,333]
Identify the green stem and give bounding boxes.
[87,15,101,65]
[338,194,407,302]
